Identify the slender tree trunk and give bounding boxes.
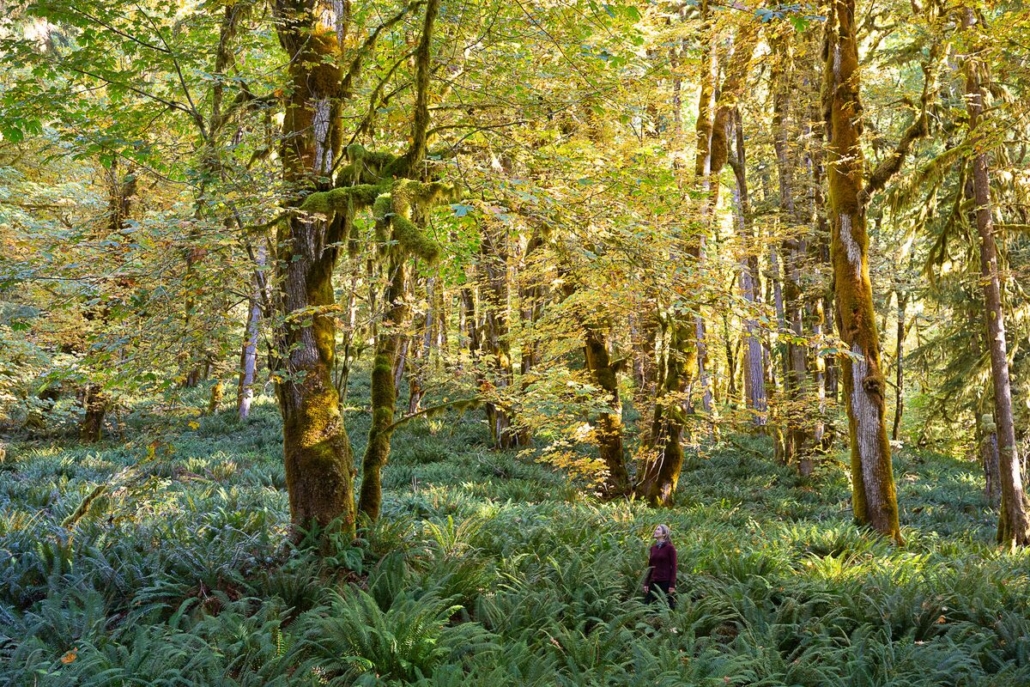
[359,255,406,521]
[584,328,629,496]
[238,243,266,420]
[729,111,767,425]
[981,413,1002,507]
[272,0,356,537]
[962,13,1030,546]
[891,291,909,441]
[691,0,718,418]
[772,34,812,469]
[823,0,901,542]
[479,221,518,448]
[809,100,832,448]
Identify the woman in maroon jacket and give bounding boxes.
[643,524,676,608]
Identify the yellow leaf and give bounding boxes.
[61,648,78,664]
[188,421,200,430]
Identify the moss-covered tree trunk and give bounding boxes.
[961,13,1030,546]
[584,328,629,496]
[636,314,694,506]
[272,0,356,537]
[822,0,901,542]
[358,254,406,521]
[79,384,108,443]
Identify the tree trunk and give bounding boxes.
[729,110,767,426]
[359,255,406,521]
[584,328,629,496]
[479,220,518,448]
[962,13,1030,546]
[272,0,356,538]
[981,414,1001,507]
[772,34,813,470]
[636,314,694,506]
[823,0,901,542]
[891,291,909,441]
[691,0,718,418]
[208,381,224,415]
[80,384,108,443]
[237,243,266,420]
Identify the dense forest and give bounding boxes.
[2,0,1030,683]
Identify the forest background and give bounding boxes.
[2,0,1030,683]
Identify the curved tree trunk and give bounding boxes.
[822,0,901,542]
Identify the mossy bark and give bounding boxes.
[636,315,695,507]
[584,328,629,497]
[822,0,901,542]
[961,14,1030,546]
[358,255,406,521]
[80,384,108,443]
[273,0,355,539]
[208,381,224,415]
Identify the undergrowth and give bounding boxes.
[1,387,1028,685]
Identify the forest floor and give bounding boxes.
[2,377,1029,686]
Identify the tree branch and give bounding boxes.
[863,40,942,202]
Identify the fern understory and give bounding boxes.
[1,383,1028,686]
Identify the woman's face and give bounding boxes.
[653,526,666,542]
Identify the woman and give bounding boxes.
[643,524,676,608]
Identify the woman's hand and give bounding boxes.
[643,585,649,594]
[669,587,675,594]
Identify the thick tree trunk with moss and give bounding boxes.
[822,0,901,542]
[359,256,406,521]
[272,0,356,537]
[961,17,1030,546]
[79,384,108,443]
[584,328,629,496]
[636,315,694,506]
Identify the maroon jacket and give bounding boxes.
[646,542,677,584]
